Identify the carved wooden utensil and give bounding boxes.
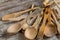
[7,19,26,34]
[24,14,41,39]
[2,7,39,21]
[44,6,57,37]
[51,10,60,34]
[37,6,51,39]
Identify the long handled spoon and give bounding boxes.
[37,6,51,39]
[44,7,57,37]
[24,14,41,39]
[2,7,39,21]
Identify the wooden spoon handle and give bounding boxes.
[47,7,51,24]
[32,14,41,30]
[8,14,28,21]
[53,0,60,9]
[51,10,59,25]
[52,9,60,20]
[26,13,39,26]
[38,7,50,38]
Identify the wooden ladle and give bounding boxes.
[24,15,42,39]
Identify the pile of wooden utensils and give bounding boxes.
[1,0,60,40]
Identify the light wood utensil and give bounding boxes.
[44,6,57,37]
[24,14,41,39]
[7,20,26,34]
[2,7,39,21]
[37,6,51,39]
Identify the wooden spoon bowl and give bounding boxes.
[7,23,22,34]
[24,27,37,39]
[44,24,57,37]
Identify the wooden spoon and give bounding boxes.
[51,10,60,34]
[2,7,39,21]
[24,15,41,39]
[37,6,51,39]
[7,19,26,34]
[44,7,57,37]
